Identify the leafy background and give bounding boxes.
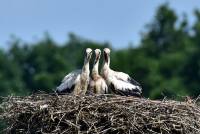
[0,4,200,100]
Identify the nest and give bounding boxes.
[0,94,200,134]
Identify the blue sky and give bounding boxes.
[0,0,200,49]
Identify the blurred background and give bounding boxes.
[0,0,200,99]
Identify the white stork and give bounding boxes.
[89,49,108,94]
[56,48,92,95]
[101,48,142,97]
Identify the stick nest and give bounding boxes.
[0,94,200,134]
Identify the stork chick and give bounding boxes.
[56,48,92,95]
[101,48,142,97]
[90,49,108,94]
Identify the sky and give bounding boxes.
[0,0,200,49]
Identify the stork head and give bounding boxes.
[94,49,101,63]
[103,48,111,64]
[85,48,93,61]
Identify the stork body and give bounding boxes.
[56,48,92,95]
[89,49,108,94]
[101,48,142,97]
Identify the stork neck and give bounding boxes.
[101,60,110,80]
[83,59,90,73]
[103,58,110,68]
[92,60,99,76]
[102,63,109,73]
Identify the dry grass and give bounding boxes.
[0,94,200,134]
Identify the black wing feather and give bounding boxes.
[110,82,141,97]
[56,84,75,95]
[128,77,141,86]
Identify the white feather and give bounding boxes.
[106,69,142,94]
[112,76,141,92]
[56,69,81,92]
[112,70,141,91]
[100,79,108,93]
[114,71,129,81]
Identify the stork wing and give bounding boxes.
[114,71,141,86]
[56,69,81,93]
[110,71,142,96]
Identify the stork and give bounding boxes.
[56,48,92,95]
[101,48,142,97]
[89,49,108,94]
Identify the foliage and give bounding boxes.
[0,4,200,99]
